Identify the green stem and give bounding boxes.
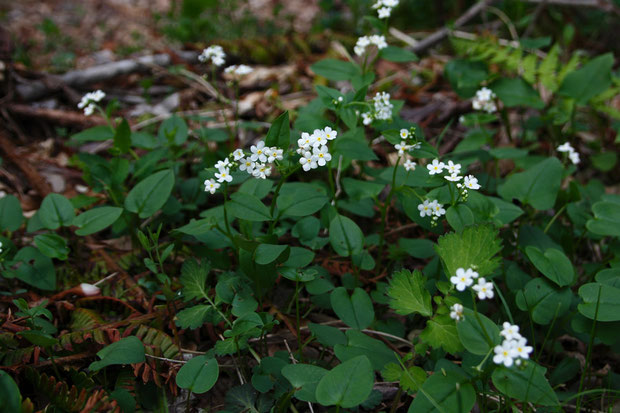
[576,285,602,413]
[471,291,493,347]
[492,280,514,325]
[295,280,303,362]
[543,204,566,234]
[378,156,401,262]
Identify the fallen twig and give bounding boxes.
[6,103,107,127]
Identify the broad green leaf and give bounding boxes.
[444,59,488,98]
[279,267,316,282]
[308,323,347,347]
[387,269,432,317]
[264,111,290,149]
[238,178,273,199]
[420,315,463,354]
[7,246,56,290]
[18,330,58,347]
[329,214,364,257]
[435,224,502,278]
[492,77,544,109]
[586,200,620,237]
[70,125,114,144]
[125,170,175,218]
[176,355,219,394]
[578,282,620,321]
[113,118,131,153]
[282,364,328,403]
[34,233,69,260]
[456,308,500,355]
[492,363,559,406]
[89,336,145,371]
[0,370,21,413]
[525,246,575,287]
[332,137,379,161]
[39,193,75,230]
[0,195,23,231]
[330,287,374,329]
[310,59,361,81]
[228,192,271,222]
[498,157,563,210]
[158,115,188,146]
[334,329,398,371]
[399,238,436,259]
[315,355,373,408]
[254,244,289,265]
[342,178,384,200]
[175,305,217,329]
[515,278,572,325]
[277,183,328,217]
[379,46,418,62]
[558,53,614,104]
[179,259,211,301]
[408,370,476,413]
[446,204,474,232]
[72,206,123,235]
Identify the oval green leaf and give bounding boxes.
[72,206,123,235]
[176,355,219,394]
[315,355,373,408]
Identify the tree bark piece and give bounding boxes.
[7,104,107,127]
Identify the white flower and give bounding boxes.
[500,322,522,341]
[510,337,533,360]
[464,268,479,279]
[395,141,411,156]
[204,178,221,194]
[215,167,233,183]
[232,149,245,161]
[250,141,267,163]
[83,104,96,116]
[373,92,393,120]
[354,35,388,56]
[444,174,462,182]
[472,277,494,300]
[446,161,461,175]
[569,151,580,165]
[312,129,328,148]
[418,200,433,217]
[557,142,574,153]
[214,158,231,170]
[362,112,373,125]
[300,151,318,171]
[403,159,416,171]
[199,45,226,66]
[313,145,332,166]
[463,175,481,190]
[472,87,497,113]
[224,64,253,77]
[252,163,271,179]
[430,200,446,217]
[427,159,445,175]
[493,340,516,367]
[450,268,474,291]
[369,35,388,50]
[297,132,315,152]
[78,90,106,112]
[450,303,464,321]
[267,147,283,163]
[378,6,391,18]
[79,283,101,296]
[324,126,337,141]
[239,159,255,174]
[399,129,409,139]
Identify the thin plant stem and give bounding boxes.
[576,285,602,413]
[544,204,567,234]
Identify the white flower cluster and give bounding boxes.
[493,322,533,367]
[557,142,580,165]
[77,90,105,116]
[297,127,338,171]
[198,45,226,66]
[395,129,421,171]
[0,240,3,254]
[362,92,393,125]
[426,159,481,199]
[449,267,494,300]
[354,35,388,56]
[418,199,446,222]
[472,87,497,114]
[224,64,253,78]
[371,0,399,18]
[204,140,283,194]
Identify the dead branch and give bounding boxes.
[6,104,107,127]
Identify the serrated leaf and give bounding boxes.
[179,259,211,301]
[175,305,217,329]
[387,269,432,317]
[420,315,463,354]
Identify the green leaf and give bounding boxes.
[334,329,398,371]
[228,192,271,222]
[113,118,131,153]
[408,370,476,413]
[379,46,418,62]
[387,269,432,317]
[70,125,114,144]
[0,370,21,413]
[158,115,188,146]
[124,169,175,218]
[525,246,575,287]
[444,59,488,98]
[0,195,23,231]
[498,157,563,210]
[310,59,361,81]
[277,183,328,217]
[446,204,474,232]
[308,323,347,347]
[515,278,572,325]
[17,330,58,347]
[331,137,379,161]
[558,53,614,104]
[420,315,463,354]
[7,246,56,290]
[264,111,290,149]
[282,364,328,403]
[586,200,620,237]
[330,287,374,329]
[254,244,289,265]
[492,363,558,406]
[435,224,502,278]
[175,305,217,329]
[578,282,620,321]
[34,233,69,260]
[491,77,544,109]
[179,259,211,301]
[382,362,427,393]
[39,193,75,229]
[72,206,123,236]
[315,355,374,408]
[89,336,145,371]
[329,214,364,257]
[456,308,500,355]
[342,178,384,200]
[176,355,219,394]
